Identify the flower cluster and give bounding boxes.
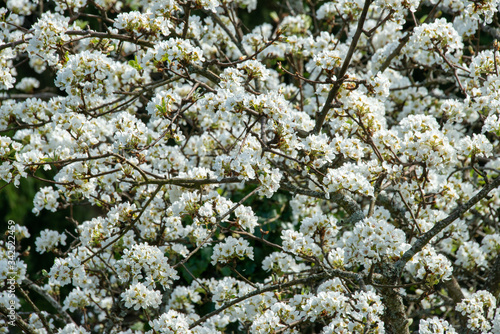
[418,317,457,334]
[35,229,67,254]
[406,245,452,285]
[323,162,375,197]
[141,38,205,69]
[32,186,60,215]
[344,217,409,268]
[26,12,71,71]
[121,282,162,310]
[148,310,192,333]
[281,229,322,258]
[455,241,488,270]
[114,11,171,36]
[63,287,90,312]
[117,243,179,289]
[300,290,385,333]
[262,252,308,274]
[211,236,254,265]
[404,18,463,67]
[456,290,499,333]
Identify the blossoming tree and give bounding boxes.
[1,0,500,332]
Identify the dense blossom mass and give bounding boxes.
[1,0,500,333]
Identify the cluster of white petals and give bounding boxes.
[456,290,499,333]
[35,229,67,254]
[345,217,409,268]
[116,243,179,289]
[211,236,254,265]
[121,282,162,310]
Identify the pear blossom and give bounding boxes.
[2,0,500,333]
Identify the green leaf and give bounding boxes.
[74,20,89,29]
[128,57,142,70]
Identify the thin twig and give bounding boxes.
[23,278,75,324]
[313,0,373,135]
[18,287,55,334]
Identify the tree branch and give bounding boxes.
[188,273,322,329]
[312,0,372,135]
[395,176,500,275]
[0,303,37,334]
[485,252,500,300]
[280,181,365,224]
[137,176,243,187]
[22,279,75,325]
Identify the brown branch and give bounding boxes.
[279,181,365,224]
[65,30,154,48]
[312,0,372,135]
[0,92,60,100]
[205,10,248,57]
[27,153,114,166]
[137,176,244,187]
[18,287,55,334]
[377,0,441,74]
[0,303,37,334]
[189,63,221,84]
[485,252,500,300]
[0,39,27,52]
[377,33,410,74]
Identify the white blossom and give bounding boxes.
[121,282,162,310]
[211,236,254,265]
[35,229,67,254]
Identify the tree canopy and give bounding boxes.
[1,0,500,333]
